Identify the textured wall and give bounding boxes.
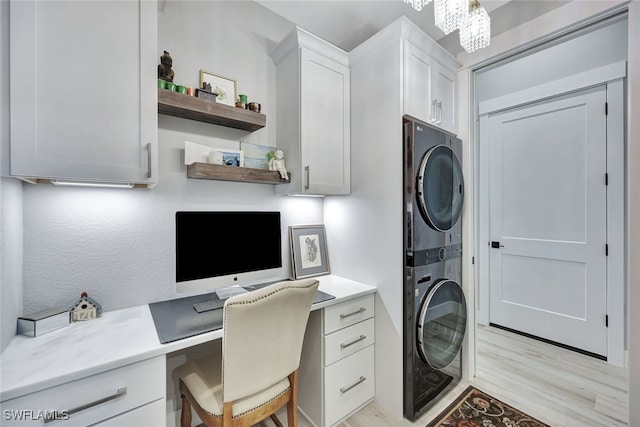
[1,180,23,352]
[20,1,324,314]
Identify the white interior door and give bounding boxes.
[487,86,608,357]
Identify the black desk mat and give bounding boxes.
[149,283,335,344]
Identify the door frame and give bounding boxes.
[476,62,626,365]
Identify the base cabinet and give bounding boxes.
[0,357,166,427]
[299,294,375,426]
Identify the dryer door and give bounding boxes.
[417,145,464,231]
[417,279,467,370]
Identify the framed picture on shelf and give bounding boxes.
[199,70,237,106]
[211,148,244,167]
[289,225,330,279]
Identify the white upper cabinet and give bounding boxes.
[403,39,457,134]
[9,0,157,187]
[270,27,350,196]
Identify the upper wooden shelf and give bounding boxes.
[157,89,266,132]
[187,162,291,185]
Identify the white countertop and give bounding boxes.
[0,275,375,402]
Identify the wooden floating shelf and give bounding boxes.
[187,162,291,185]
[157,89,266,132]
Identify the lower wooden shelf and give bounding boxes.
[187,162,291,185]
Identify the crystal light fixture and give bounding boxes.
[434,0,468,35]
[403,0,432,12]
[459,0,491,53]
[402,0,491,52]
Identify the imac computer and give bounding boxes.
[175,211,283,293]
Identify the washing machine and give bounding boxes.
[402,118,467,421]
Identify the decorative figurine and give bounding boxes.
[158,50,175,82]
[70,292,102,322]
[268,149,289,180]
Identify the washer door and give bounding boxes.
[417,279,467,370]
[417,145,464,231]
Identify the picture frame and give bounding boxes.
[289,225,330,279]
[199,70,237,106]
[211,148,244,167]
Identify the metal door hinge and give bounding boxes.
[606,315,609,327]
[472,256,475,265]
[605,102,609,115]
[605,173,609,186]
[606,244,609,256]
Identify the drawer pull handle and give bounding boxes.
[341,335,367,349]
[340,376,367,394]
[146,143,152,178]
[44,387,127,424]
[340,307,366,319]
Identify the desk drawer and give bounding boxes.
[0,356,165,427]
[324,345,374,426]
[324,318,374,366]
[324,294,374,334]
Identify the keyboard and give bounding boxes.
[193,298,227,313]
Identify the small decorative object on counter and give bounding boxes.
[237,94,248,109]
[268,149,289,180]
[197,82,218,101]
[158,50,175,82]
[247,102,261,113]
[70,292,102,322]
[17,308,70,337]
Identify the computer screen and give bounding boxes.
[176,211,282,283]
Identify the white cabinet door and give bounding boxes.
[10,0,157,186]
[403,40,457,134]
[403,41,434,124]
[434,63,456,134]
[271,27,350,197]
[300,47,351,195]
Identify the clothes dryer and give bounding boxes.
[403,118,466,421]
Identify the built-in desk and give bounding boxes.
[0,275,375,426]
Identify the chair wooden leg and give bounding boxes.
[287,370,299,427]
[223,402,233,427]
[179,380,192,427]
[270,413,284,427]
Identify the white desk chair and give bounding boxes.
[177,278,319,427]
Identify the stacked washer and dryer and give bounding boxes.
[402,118,467,421]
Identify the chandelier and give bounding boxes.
[403,0,491,53]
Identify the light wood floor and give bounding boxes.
[214,325,629,427]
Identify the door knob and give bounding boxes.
[491,241,504,248]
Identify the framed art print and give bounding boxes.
[289,225,330,279]
[199,70,237,106]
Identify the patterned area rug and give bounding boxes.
[426,386,551,427]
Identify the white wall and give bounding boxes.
[16,1,325,316]
[0,179,23,353]
[626,3,640,425]
[475,16,628,103]
[0,0,24,353]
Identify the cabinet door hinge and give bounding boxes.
[605,172,609,186]
[606,244,609,256]
[606,315,609,327]
[605,102,609,115]
[472,256,475,265]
